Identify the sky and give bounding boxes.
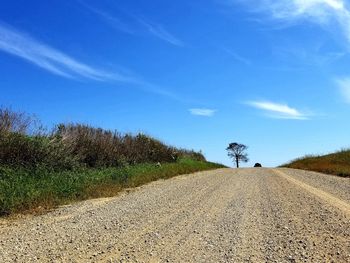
[1,0,350,167]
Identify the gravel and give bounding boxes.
[279,168,350,202]
[0,168,349,262]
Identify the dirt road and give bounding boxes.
[1,168,349,262]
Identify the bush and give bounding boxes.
[0,107,206,170]
[0,133,79,170]
[54,124,193,167]
[0,107,35,134]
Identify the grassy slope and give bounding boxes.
[282,149,350,177]
[0,158,225,216]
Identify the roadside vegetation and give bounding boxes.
[0,107,224,216]
[282,149,350,178]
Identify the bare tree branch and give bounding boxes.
[226,142,249,168]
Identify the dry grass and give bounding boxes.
[282,149,350,177]
[0,107,205,169]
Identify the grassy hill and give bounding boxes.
[0,107,225,216]
[282,149,350,177]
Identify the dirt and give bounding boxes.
[0,168,349,262]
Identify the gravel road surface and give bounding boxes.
[0,168,349,262]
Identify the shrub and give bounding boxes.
[0,132,79,170]
[0,107,206,170]
[0,106,41,135]
[54,124,181,167]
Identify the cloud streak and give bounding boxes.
[80,3,135,35]
[221,47,251,65]
[246,100,309,120]
[0,23,129,81]
[80,2,184,47]
[189,108,217,117]
[336,77,350,103]
[236,0,350,45]
[137,19,184,47]
[0,22,186,102]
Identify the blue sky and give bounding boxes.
[1,0,350,167]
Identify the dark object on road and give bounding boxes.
[254,163,262,167]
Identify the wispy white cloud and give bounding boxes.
[272,43,346,68]
[336,77,350,102]
[0,23,129,81]
[79,2,135,35]
[246,100,310,120]
[0,22,186,102]
[189,108,217,117]
[79,2,184,47]
[137,19,184,47]
[221,47,251,65]
[234,0,350,45]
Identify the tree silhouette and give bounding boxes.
[226,142,249,168]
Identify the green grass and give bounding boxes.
[0,158,225,216]
[281,149,350,178]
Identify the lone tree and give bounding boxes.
[226,142,249,168]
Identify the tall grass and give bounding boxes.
[282,149,350,177]
[0,107,224,216]
[0,107,205,170]
[0,158,224,216]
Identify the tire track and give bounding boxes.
[273,169,350,217]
